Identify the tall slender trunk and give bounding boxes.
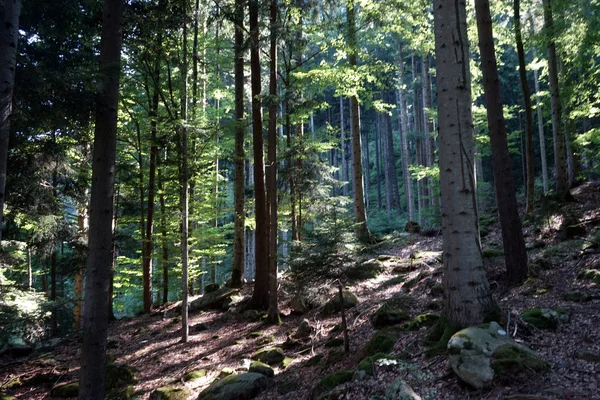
[78,0,122,397]
[0,0,22,243]
[422,55,435,209]
[542,0,569,198]
[231,0,245,288]
[248,0,269,309]
[363,128,370,208]
[347,0,370,241]
[267,0,279,323]
[385,97,401,210]
[26,245,32,290]
[396,48,415,221]
[381,113,392,216]
[412,56,424,224]
[514,0,534,212]
[375,118,382,209]
[532,59,549,194]
[475,0,528,283]
[158,152,169,304]
[433,0,495,328]
[73,205,87,329]
[340,96,349,197]
[180,0,189,343]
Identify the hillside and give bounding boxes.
[1,182,600,400]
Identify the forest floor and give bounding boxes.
[2,182,600,400]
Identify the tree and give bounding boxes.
[180,0,189,343]
[0,0,22,243]
[433,0,496,328]
[542,0,569,198]
[475,0,528,284]
[78,0,123,398]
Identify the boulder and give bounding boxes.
[370,299,410,329]
[290,289,328,314]
[325,338,344,348]
[322,290,359,315]
[106,362,137,390]
[385,378,422,400]
[560,216,585,239]
[51,381,79,398]
[577,269,600,284]
[365,327,401,356]
[149,387,190,400]
[183,369,208,382]
[346,259,384,280]
[189,287,240,312]
[356,353,395,376]
[310,370,353,400]
[205,283,221,294]
[252,347,284,366]
[448,322,548,389]
[520,308,568,331]
[197,372,273,400]
[7,343,33,358]
[248,361,274,378]
[293,319,314,339]
[400,313,439,331]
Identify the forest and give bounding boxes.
[0,0,599,398]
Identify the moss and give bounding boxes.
[0,395,16,400]
[521,308,567,331]
[253,347,285,366]
[183,369,207,382]
[325,337,344,348]
[491,345,550,378]
[323,290,359,315]
[482,248,504,258]
[346,259,384,281]
[427,301,442,311]
[281,357,293,369]
[577,269,600,284]
[424,318,460,357]
[311,370,354,398]
[257,335,275,345]
[306,354,324,366]
[51,381,79,398]
[364,327,401,356]
[562,291,596,302]
[149,386,190,400]
[401,313,440,331]
[325,349,344,367]
[106,363,136,390]
[218,368,235,378]
[356,353,394,376]
[1,378,20,390]
[247,331,263,338]
[370,299,410,329]
[249,361,275,378]
[107,385,137,400]
[378,276,406,290]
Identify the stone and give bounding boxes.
[149,387,190,400]
[322,290,359,315]
[325,337,344,348]
[306,354,324,366]
[205,283,221,294]
[218,368,235,379]
[357,353,395,376]
[577,269,600,284]
[293,319,314,339]
[562,291,600,302]
[365,327,401,356]
[447,322,548,389]
[290,289,328,314]
[106,362,137,390]
[521,308,568,331]
[325,349,344,367]
[189,287,240,312]
[249,361,274,378]
[525,240,546,250]
[191,323,209,333]
[7,343,33,357]
[384,378,422,400]
[197,372,273,400]
[346,259,384,280]
[370,299,410,329]
[401,313,439,331]
[183,369,208,382]
[310,370,354,400]
[252,347,284,366]
[51,381,79,398]
[561,216,585,239]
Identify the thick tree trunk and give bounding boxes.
[78,0,123,397]
[248,0,269,309]
[514,0,535,213]
[267,0,279,323]
[73,206,87,329]
[475,0,528,283]
[433,0,496,328]
[0,0,21,243]
[542,0,569,198]
[231,0,245,288]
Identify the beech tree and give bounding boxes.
[78,0,123,397]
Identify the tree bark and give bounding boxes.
[542,0,569,198]
[180,0,189,343]
[396,47,415,221]
[475,0,528,283]
[231,0,245,288]
[248,0,269,309]
[514,0,535,213]
[381,113,392,216]
[375,115,382,209]
[78,0,123,397]
[433,0,496,328]
[384,96,401,210]
[0,0,21,243]
[158,152,169,304]
[340,96,349,197]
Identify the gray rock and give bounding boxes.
[447,322,540,389]
[323,290,359,315]
[189,287,240,312]
[248,361,275,378]
[385,378,422,400]
[252,347,284,366]
[293,319,314,339]
[197,372,273,400]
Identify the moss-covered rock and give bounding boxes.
[378,275,407,289]
[252,347,284,366]
[491,345,550,378]
[257,335,275,346]
[246,331,262,339]
[370,299,410,329]
[281,357,293,369]
[106,363,137,390]
[575,350,600,362]
[0,395,16,400]
[384,378,422,400]
[325,349,344,367]
[562,291,597,302]
[401,313,440,331]
[521,308,568,331]
[0,378,20,391]
[183,369,208,382]
[107,385,138,400]
[325,337,344,348]
[310,370,354,400]
[323,290,359,315]
[205,283,221,294]
[364,327,401,356]
[276,379,299,395]
[188,287,240,312]
[306,354,323,366]
[577,269,600,284]
[561,215,586,239]
[356,353,395,376]
[293,319,314,340]
[249,361,274,378]
[197,372,273,400]
[218,368,235,379]
[51,381,79,397]
[346,259,384,280]
[149,386,190,400]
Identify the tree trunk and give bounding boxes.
[375,116,382,209]
[231,0,245,288]
[384,97,401,210]
[433,0,496,328]
[248,0,269,309]
[363,128,370,208]
[340,96,349,197]
[26,245,32,290]
[180,0,189,343]
[531,44,549,194]
[381,113,392,217]
[73,206,87,329]
[159,150,169,304]
[542,0,569,198]
[475,0,528,284]
[396,48,415,221]
[0,0,22,243]
[267,0,279,323]
[514,0,535,213]
[78,0,122,397]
